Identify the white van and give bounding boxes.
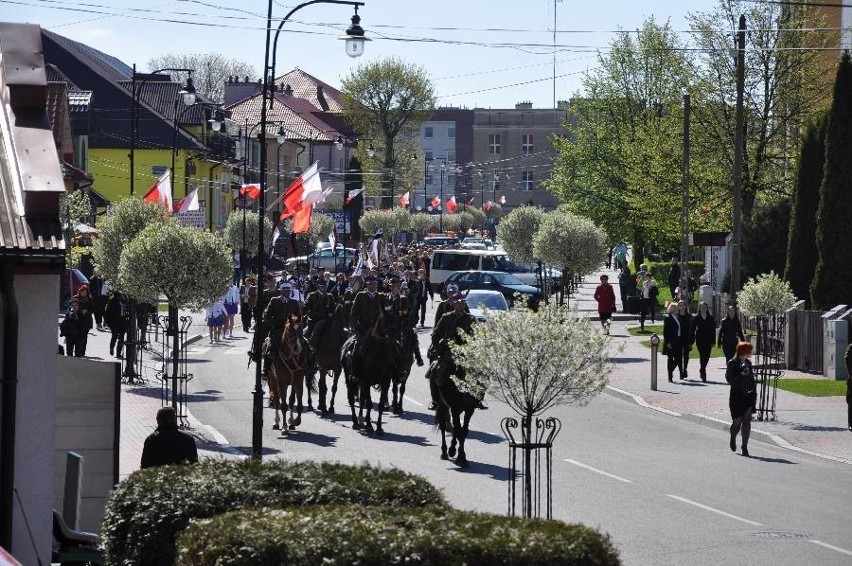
[430,249,562,291]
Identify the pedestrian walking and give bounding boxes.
[617,265,631,312]
[844,343,852,432]
[667,257,681,299]
[726,341,757,457]
[593,274,616,335]
[677,300,693,379]
[240,275,257,333]
[59,300,82,357]
[663,303,684,382]
[73,284,94,356]
[89,273,108,331]
[223,283,240,339]
[206,300,227,343]
[692,302,715,382]
[140,407,198,469]
[104,290,128,359]
[639,273,658,331]
[718,305,745,362]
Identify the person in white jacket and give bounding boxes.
[223,283,240,338]
[205,299,227,343]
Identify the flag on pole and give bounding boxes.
[173,186,200,214]
[468,196,475,205]
[292,204,313,233]
[399,191,410,208]
[239,183,261,200]
[270,224,280,257]
[280,162,323,220]
[431,195,441,208]
[143,169,172,214]
[484,200,493,211]
[499,195,506,204]
[320,186,334,202]
[445,195,458,214]
[328,227,337,250]
[345,188,363,205]
[369,230,383,267]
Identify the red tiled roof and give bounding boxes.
[225,92,342,142]
[275,68,346,113]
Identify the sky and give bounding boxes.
[0,0,719,109]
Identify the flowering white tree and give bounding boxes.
[496,206,545,263]
[359,209,395,238]
[452,303,614,416]
[737,271,797,317]
[60,189,91,230]
[410,212,438,237]
[92,198,166,286]
[305,213,335,250]
[223,209,273,257]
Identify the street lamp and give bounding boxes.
[172,101,224,196]
[253,0,366,460]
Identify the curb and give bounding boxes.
[603,385,852,465]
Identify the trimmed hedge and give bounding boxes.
[101,460,448,565]
[643,261,704,286]
[177,506,621,565]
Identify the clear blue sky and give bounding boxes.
[0,0,718,108]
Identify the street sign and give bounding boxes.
[322,210,350,234]
[175,201,206,229]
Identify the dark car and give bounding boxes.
[443,270,540,309]
[61,268,89,309]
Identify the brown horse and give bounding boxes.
[316,304,347,415]
[263,318,314,432]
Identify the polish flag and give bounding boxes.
[484,200,493,211]
[445,196,458,214]
[431,195,441,208]
[143,170,172,214]
[240,184,261,200]
[280,162,322,220]
[173,186,199,213]
[345,188,363,205]
[499,195,506,205]
[292,204,313,233]
[270,225,280,257]
[399,191,410,208]
[468,196,475,205]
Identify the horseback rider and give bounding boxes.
[341,273,362,329]
[434,282,470,327]
[261,281,304,374]
[382,274,408,340]
[304,278,336,351]
[350,274,385,356]
[430,296,486,410]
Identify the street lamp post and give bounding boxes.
[253,0,367,460]
[439,161,446,232]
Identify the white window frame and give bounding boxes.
[488,133,501,155]
[521,170,534,191]
[521,133,534,156]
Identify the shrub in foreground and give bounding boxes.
[102,459,447,565]
[177,505,621,566]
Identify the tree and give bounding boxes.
[439,213,460,234]
[147,53,256,103]
[785,114,827,303]
[359,209,395,238]
[533,211,608,279]
[484,203,502,220]
[341,57,436,208]
[223,209,273,258]
[737,272,796,317]
[60,189,91,230]
[118,220,231,309]
[410,213,437,237]
[457,211,475,235]
[467,207,486,229]
[742,198,790,281]
[92,198,166,287]
[496,206,545,263]
[305,213,335,250]
[811,52,852,309]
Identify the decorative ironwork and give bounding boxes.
[156,314,195,427]
[500,415,561,519]
[745,314,785,422]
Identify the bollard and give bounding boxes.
[650,334,660,391]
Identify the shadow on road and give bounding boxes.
[274,430,338,447]
[451,459,511,480]
[357,429,432,447]
[745,454,797,464]
[612,357,647,364]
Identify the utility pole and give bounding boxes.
[731,14,746,299]
[680,93,691,294]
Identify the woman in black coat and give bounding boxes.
[662,303,684,382]
[726,341,757,457]
[692,302,716,382]
[717,304,745,361]
[74,285,94,357]
[104,291,128,358]
[677,300,693,379]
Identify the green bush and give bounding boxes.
[176,506,621,566]
[644,261,704,286]
[101,460,448,565]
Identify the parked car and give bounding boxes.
[283,247,358,272]
[444,271,540,309]
[430,249,507,291]
[463,289,509,322]
[423,235,459,247]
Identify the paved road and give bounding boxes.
[184,304,852,566]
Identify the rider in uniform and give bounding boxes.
[261,281,304,374]
[434,282,469,327]
[430,296,486,410]
[350,274,385,356]
[304,278,337,351]
[341,273,362,329]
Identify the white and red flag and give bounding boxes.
[431,195,441,208]
[484,200,493,211]
[345,188,363,205]
[143,169,172,214]
[499,195,506,205]
[173,186,199,214]
[280,162,323,220]
[292,204,313,233]
[468,196,475,205]
[445,196,458,214]
[239,183,261,200]
[399,191,410,208]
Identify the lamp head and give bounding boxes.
[340,8,370,58]
[335,135,344,151]
[209,109,224,132]
[367,142,375,158]
[180,76,196,106]
[277,126,287,145]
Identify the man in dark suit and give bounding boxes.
[140,407,198,469]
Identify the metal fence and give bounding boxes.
[784,309,825,374]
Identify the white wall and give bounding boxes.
[12,274,59,565]
[843,7,852,51]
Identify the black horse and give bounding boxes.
[429,352,479,467]
[341,320,397,434]
[390,327,421,415]
[315,304,347,415]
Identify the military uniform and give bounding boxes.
[341,285,360,328]
[351,289,385,333]
[383,291,410,338]
[432,310,475,351]
[305,289,336,348]
[433,296,470,327]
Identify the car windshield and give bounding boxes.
[465,292,507,310]
[491,272,525,285]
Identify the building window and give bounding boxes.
[425,150,434,161]
[424,126,433,138]
[448,127,456,138]
[488,133,501,155]
[522,170,534,191]
[426,172,434,185]
[521,133,534,156]
[447,150,456,163]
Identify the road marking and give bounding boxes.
[404,395,424,407]
[666,495,762,526]
[810,540,852,557]
[563,459,632,483]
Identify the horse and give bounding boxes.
[390,326,421,415]
[429,350,479,467]
[263,317,315,432]
[315,303,347,415]
[342,319,397,435]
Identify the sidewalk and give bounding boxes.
[572,269,852,464]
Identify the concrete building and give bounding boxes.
[415,108,473,212]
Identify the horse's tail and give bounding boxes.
[305,365,318,394]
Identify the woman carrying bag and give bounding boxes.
[726,341,757,457]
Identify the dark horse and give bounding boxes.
[429,350,479,467]
[316,304,347,415]
[263,318,315,432]
[390,327,421,415]
[342,320,397,434]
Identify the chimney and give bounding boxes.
[316,85,329,111]
[515,101,533,110]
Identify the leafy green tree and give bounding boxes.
[118,220,231,308]
[305,213,335,250]
[359,209,395,238]
[409,213,437,238]
[467,207,486,229]
[147,53,256,103]
[439,213,461,234]
[785,114,827,303]
[533,211,608,279]
[742,199,790,281]
[457,211,475,235]
[496,206,545,263]
[92,198,166,286]
[484,203,502,220]
[223,209,273,257]
[60,189,92,231]
[811,52,852,309]
[341,57,435,208]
